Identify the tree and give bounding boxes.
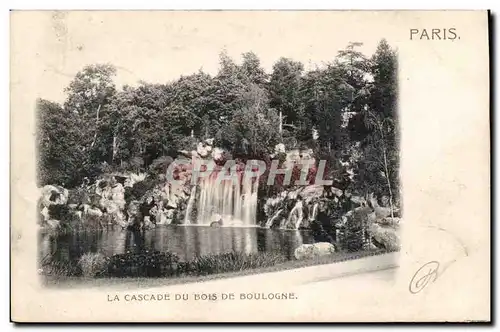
[368,39,398,119]
[240,51,269,87]
[269,58,304,136]
[206,51,247,128]
[64,64,117,116]
[36,99,90,187]
[169,72,213,138]
[354,39,399,213]
[300,65,353,151]
[217,83,280,159]
[63,64,118,168]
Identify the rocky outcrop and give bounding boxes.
[294,242,336,260]
[368,223,401,251]
[366,214,401,251]
[338,200,401,252]
[40,185,69,206]
[96,180,127,228]
[38,185,70,226]
[38,172,149,229]
[37,139,224,229]
[263,184,344,229]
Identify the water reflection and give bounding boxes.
[39,226,317,266]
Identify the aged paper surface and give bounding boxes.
[10,10,490,322]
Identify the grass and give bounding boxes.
[41,249,396,290]
[39,254,81,277]
[180,252,287,276]
[78,253,107,277]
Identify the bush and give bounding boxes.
[126,178,158,203]
[337,207,372,252]
[39,255,81,277]
[78,252,107,277]
[46,205,78,232]
[180,252,287,276]
[48,204,73,221]
[148,156,174,176]
[105,250,180,278]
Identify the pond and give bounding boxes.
[38,226,332,267]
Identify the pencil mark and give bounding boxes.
[409,261,440,294]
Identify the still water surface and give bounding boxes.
[39,226,324,265]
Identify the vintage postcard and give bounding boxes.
[10,10,490,322]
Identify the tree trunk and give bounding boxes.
[90,104,101,148]
[279,111,283,135]
[372,111,395,220]
[381,140,395,219]
[112,134,117,163]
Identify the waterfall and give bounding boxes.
[265,209,283,228]
[286,200,304,229]
[309,203,319,222]
[183,186,197,224]
[191,173,259,227]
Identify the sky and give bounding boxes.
[13,11,402,104]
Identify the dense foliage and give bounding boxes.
[37,40,399,203]
[106,250,180,278]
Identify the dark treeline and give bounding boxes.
[37,40,399,205]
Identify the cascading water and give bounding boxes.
[265,208,283,228]
[191,172,259,227]
[183,186,197,224]
[287,200,304,229]
[309,203,319,222]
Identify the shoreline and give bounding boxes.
[41,249,398,290]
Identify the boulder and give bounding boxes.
[274,143,286,154]
[299,148,314,161]
[155,209,171,225]
[211,213,222,223]
[111,210,127,228]
[111,183,126,210]
[263,196,282,217]
[377,217,401,227]
[146,215,156,226]
[190,150,200,158]
[368,224,401,251]
[127,200,141,217]
[170,183,187,199]
[83,204,103,218]
[294,242,335,260]
[178,150,191,158]
[40,185,69,207]
[374,206,392,219]
[351,206,373,226]
[350,195,366,206]
[46,219,60,229]
[287,188,301,200]
[211,147,224,161]
[285,149,301,163]
[125,172,147,188]
[197,142,209,157]
[96,181,128,227]
[166,196,179,209]
[40,206,50,222]
[67,203,78,210]
[210,221,222,228]
[300,185,324,200]
[330,187,343,197]
[165,209,175,219]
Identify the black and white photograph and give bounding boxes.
[35,14,400,285]
[10,10,490,323]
